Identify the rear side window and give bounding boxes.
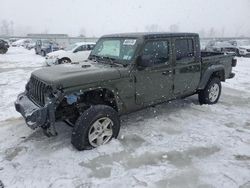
[142,40,169,65]
[175,39,194,60]
[77,45,87,52]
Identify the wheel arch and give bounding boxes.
[198,65,225,90]
[59,57,71,64]
[63,86,123,113]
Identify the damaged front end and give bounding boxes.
[14,76,63,136]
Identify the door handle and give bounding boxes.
[162,70,172,76]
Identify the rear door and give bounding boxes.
[135,39,174,105]
[172,37,201,95]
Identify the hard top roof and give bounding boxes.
[75,42,96,46]
[102,32,199,39]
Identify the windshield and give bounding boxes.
[65,44,78,51]
[90,38,137,63]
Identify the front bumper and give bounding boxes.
[45,58,58,66]
[15,93,49,129]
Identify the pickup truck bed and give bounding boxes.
[200,51,235,85]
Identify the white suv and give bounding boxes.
[45,42,95,66]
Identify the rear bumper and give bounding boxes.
[15,93,48,129]
[229,73,235,79]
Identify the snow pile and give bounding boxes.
[224,57,250,91]
[0,47,45,121]
[0,49,249,188]
[0,47,45,68]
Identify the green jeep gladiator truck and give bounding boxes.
[15,33,236,150]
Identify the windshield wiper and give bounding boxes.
[101,56,119,65]
[89,54,101,62]
[89,55,125,67]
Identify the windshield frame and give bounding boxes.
[89,37,139,65]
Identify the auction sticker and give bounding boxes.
[123,39,136,45]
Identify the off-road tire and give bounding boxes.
[198,77,221,105]
[71,105,120,151]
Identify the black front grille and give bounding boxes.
[28,76,48,106]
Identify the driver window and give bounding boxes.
[75,45,85,52]
[142,40,169,65]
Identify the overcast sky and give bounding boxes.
[1,0,250,37]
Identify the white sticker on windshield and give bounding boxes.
[123,39,136,45]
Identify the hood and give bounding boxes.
[32,61,122,88]
[47,50,66,57]
[239,45,250,49]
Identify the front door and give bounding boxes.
[172,38,201,95]
[135,39,173,105]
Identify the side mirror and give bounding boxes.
[137,55,154,69]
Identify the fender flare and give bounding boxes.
[198,64,225,90]
[64,86,124,114]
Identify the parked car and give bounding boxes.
[35,40,60,56]
[15,32,236,150]
[25,41,36,50]
[0,39,10,54]
[12,38,32,47]
[8,38,18,45]
[205,40,238,55]
[229,39,250,57]
[45,42,95,66]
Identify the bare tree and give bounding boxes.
[208,27,216,37]
[145,24,159,32]
[221,27,225,37]
[169,24,179,32]
[0,20,10,36]
[10,21,14,35]
[198,29,206,37]
[79,27,86,37]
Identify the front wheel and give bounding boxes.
[71,105,120,150]
[58,58,71,64]
[198,77,221,105]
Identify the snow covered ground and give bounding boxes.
[0,48,250,188]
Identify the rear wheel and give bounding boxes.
[0,48,8,54]
[41,51,46,56]
[71,105,120,150]
[198,77,221,105]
